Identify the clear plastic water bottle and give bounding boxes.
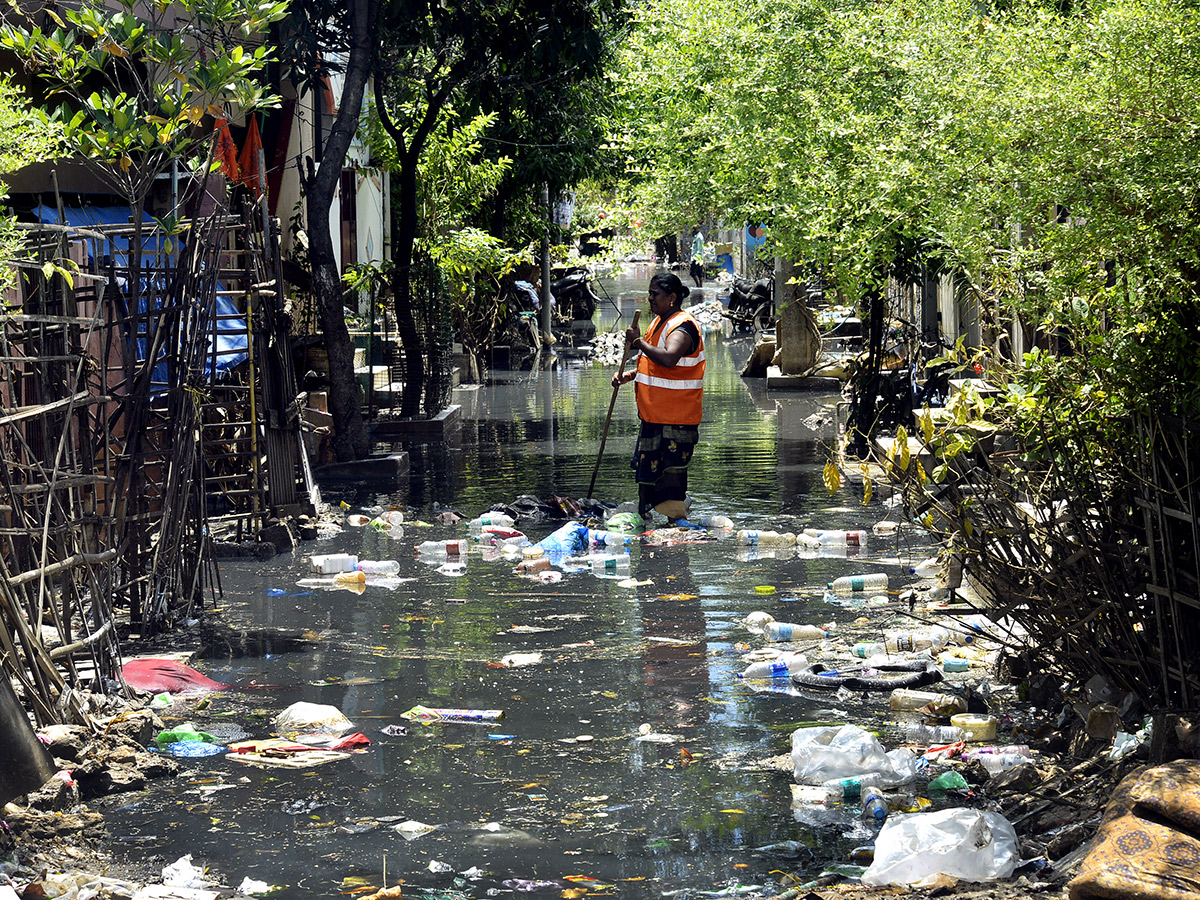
[964,745,1031,760]
[416,539,468,556]
[588,553,630,572]
[861,786,888,822]
[810,529,867,547]
[356,559,401,576]
[764,622,829,641]
[852,641,887,658]
[469,513,515,534]
[908,556,941,577]
[828,573,889,594]
[821,772,885,801]
[588,529,633,547]
[739,652,808,679]
[885,626,950,652]
[902,722,966,744]
[737,530,797,547]
[700,515,734,530]
[975,752,1032,773]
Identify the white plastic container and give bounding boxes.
[950,713,998,743]
[700,515,734,530]
[764,622,829,642]
[828,573,889,595]
[736,530,797,547]
[310,553,358,574]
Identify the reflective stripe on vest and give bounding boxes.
[634,310,705,425]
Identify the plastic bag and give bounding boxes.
[536,521,589,555]
[273,701,353,736]
[791,724,917,786]
[861,808,1019,886]
[604,512,644,534]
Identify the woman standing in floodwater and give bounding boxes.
[612,272,706,524]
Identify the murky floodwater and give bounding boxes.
[103,267,935,898]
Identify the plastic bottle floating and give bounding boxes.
[828,573,889,595]
[736,530,797,547]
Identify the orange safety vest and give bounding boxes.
[634,310,706,425]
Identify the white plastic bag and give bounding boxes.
[791,724,917,786]
[162,854,212,888]
[273,701,353,736]
[861,808,1019,886]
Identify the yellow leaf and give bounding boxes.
[860,464,872,505]
[920,407,935,444]
[823,459,841,495]
[720,809,746,814]
[897,426,911,471]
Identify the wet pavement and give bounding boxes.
[103,267,939,899]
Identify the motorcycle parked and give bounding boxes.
[550,268,601,340]
[724,274,775,332]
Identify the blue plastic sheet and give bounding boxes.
[536,522,589,555]
[33,205,249,379]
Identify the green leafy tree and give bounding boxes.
[369,0,626,418]
[0,76,63,294]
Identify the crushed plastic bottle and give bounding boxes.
[890,688,967,714]
[736,530,797,547]
[828,573,889,594]
[902,723,966,744]
[699,515,734,530]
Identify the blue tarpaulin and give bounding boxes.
[33,205,249,378]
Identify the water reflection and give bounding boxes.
[101,266,935,899]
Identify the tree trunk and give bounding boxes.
[391,154,425,418]
[302,0,378,461]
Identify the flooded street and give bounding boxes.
[104,267,936,898]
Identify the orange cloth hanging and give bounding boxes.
[237,116,264,197]
[212,118,240,181]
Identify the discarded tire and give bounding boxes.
[791,661,944,691]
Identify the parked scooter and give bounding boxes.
[551,268,601,332]
[725,274,775,332]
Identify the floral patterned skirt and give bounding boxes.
[632,421,699,518]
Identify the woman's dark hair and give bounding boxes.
[650,272,690,304]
